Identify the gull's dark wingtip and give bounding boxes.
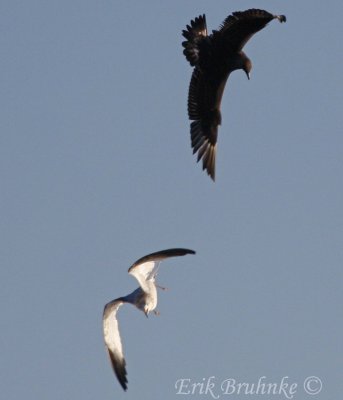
[115,365,128,391]
[107,349,128,391]
[182,248,196,255]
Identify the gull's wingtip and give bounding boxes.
[112,357,128,391]
[185,249,196,255]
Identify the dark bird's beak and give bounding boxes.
[246,71,250,80]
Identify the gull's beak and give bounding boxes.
[144,311,149,318]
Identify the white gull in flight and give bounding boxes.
[102,248,196,391]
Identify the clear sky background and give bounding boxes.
[1,1,342,399]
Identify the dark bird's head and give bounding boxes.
[235,51,252,80]
[242,56,252,80]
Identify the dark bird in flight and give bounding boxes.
[182,9,286,180]
[103,248,196,391]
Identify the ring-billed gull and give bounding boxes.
[103,248,196,390]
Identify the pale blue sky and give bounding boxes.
[1,1,342,399]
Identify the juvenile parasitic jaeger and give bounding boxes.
[182,9,286,180]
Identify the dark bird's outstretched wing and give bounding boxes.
[182,14,225,180]
[103,299,128,391]
[182,14,208,67]
[218,9,286,52]
[188,66,228,180]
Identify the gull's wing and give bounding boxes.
[217,9,286,52]
[128,248,196,291]
[103,298,128,391]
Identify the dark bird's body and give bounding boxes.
[182,9,286,180]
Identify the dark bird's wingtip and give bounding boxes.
[208,170,216,182]
[200,161,215,181]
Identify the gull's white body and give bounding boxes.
[102,248,195,391]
